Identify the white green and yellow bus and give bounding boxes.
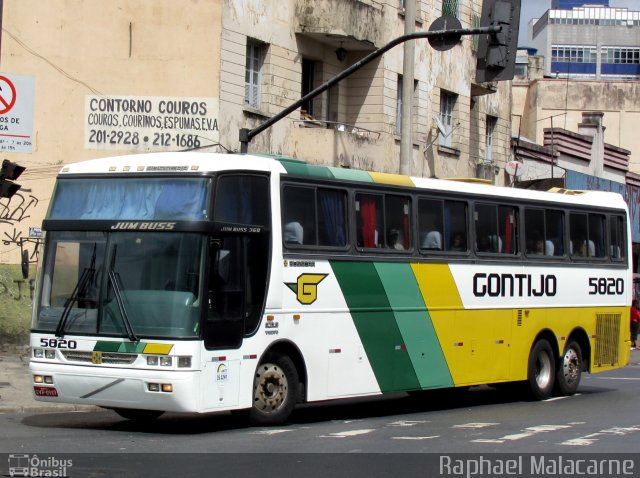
[29,152,632,424]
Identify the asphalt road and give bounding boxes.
[1,355,639,477]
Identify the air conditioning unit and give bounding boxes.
[476,162,496,183]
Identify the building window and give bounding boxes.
[245,40,263,109]
[602,47,640,64]
[551,45,597,64]
[439,91,456,147]
[301,59,316,117]
[442,0,459,18]
[485,116,497,162]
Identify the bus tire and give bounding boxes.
[249,354,298,426]
[554,340,582,396]
[526,339,555,400]
[112,408,164,421]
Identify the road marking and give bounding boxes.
[387,420,428,427]
[472,424,571,443]
[453,422,499,429]
[593,377,640,381]
[559,425,640,446]
[249,429,294,435]
[392,436,439,440]
[561,438,598,446]
[319,429,375,438]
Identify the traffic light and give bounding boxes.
[0,159,25,198]
[475,0,521,83]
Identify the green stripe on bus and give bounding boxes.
[330,261,421,392]
[374,262,454,389]
[93,342,145,353]
[279,161,335,178]
[326,167,374,183]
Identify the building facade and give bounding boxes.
[0,0,513,264]
[528,3,640,79]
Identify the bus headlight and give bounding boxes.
[33,348,56,359]
[146,355,174,367]
[177,356,191,368]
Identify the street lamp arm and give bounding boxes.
[239,25,500,153]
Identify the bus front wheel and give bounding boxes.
[526,339,555,400]
[555,340,582,396]
[250,354,299,426]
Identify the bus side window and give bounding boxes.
[589,213,606,258]
[444,200,468,252]
[474,203,517,254]
[385,195,411,250]
[418,198,443,251]
[282,185,315,246]
[610,215,625,260]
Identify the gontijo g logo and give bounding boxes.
[285,273,328,305]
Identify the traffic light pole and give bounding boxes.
[239,25,500,154]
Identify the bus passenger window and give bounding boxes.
[282,185,315,246]
[384,195,411,250]
[418,198,443,251]
[610,215,625,259]
[589,213,605,258]
[570,213,588,258]
[474,203,517,254]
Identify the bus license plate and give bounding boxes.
[34,386,58,397]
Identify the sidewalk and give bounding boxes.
[0,344,97,413]
[1,344,639,414]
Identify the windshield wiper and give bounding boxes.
[108,246,138,342]
[55,245,97,338]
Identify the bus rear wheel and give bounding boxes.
[526,339,555,400]
[112,408,164,421]
[249,354,299,426]
[555,340,582,396]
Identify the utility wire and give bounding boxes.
[2,28,104,96]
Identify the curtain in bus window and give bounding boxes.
[319,190,345,246]
[154,180,208,220]
[360,196,377,248]
[49,179,208,221]
[403,206,410,249]
[504,210,513,254]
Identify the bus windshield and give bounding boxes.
[34,231,205,339]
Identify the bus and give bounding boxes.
[29,152,632,425]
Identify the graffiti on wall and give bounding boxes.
[0,190,42,268]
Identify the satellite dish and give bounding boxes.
[505,160,525,177]
[433,116,447,136]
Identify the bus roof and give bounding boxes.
[58,152,628,212]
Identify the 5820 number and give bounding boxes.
[588,277,624,295]
[40,338,78,349]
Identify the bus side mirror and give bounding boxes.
[21,249,29,279]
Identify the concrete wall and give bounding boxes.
[512,78,640,172]
[0,0,515,264]
[0,0,223,263]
